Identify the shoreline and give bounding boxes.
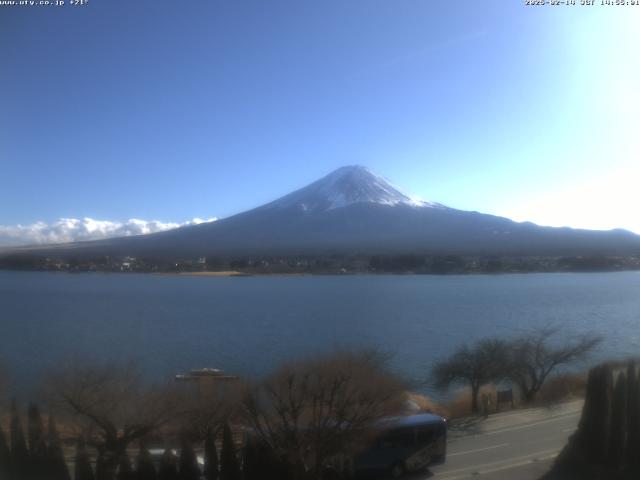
[1,269,640,277]
[171,271,251,277]
[159,271,312,277]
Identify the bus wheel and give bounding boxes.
[390,462,405,478]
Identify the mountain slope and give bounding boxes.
[7,166,640,259]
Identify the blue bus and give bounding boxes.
[245,413,447,479]
[351,413,447,478]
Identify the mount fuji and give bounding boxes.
[8,166,640,259]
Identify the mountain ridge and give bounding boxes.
[3,166,640,259]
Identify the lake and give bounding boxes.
[1,271,639,396]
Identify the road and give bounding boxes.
[427,401,583,480]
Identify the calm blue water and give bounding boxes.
[1,271,640,394]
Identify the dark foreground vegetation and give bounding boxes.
[0,329,601,480]
[544,358,640,480]
[2,253,640,275]
[0,351,407,480]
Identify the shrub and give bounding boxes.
[0,423,11,479]
[10,399,29,479]
[158,449,179,480]
[536,373,588,405]
[75,437,95,480]
[136,443,157,480]
[203,428,218,480]
[48,414,71,480]
[220,424,240,480]
[178,439,200,480]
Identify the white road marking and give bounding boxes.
[435,449,560,479]
[469,412,580,437]
[447,443,509,457]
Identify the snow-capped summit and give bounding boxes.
[262,165,443,213]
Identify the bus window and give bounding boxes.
[416,426,436,444]
[377,428,416,449]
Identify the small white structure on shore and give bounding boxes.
[175,367,238,382]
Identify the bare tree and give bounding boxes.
[43,361,181,480]
[242,350,406,480]
[507,328,602,403]
[177,380,243,442]
[431,338,509,414]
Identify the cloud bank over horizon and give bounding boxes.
[0,217,217,247]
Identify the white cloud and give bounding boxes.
[0,217,217,247]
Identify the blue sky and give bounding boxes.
[1,1,639,244]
